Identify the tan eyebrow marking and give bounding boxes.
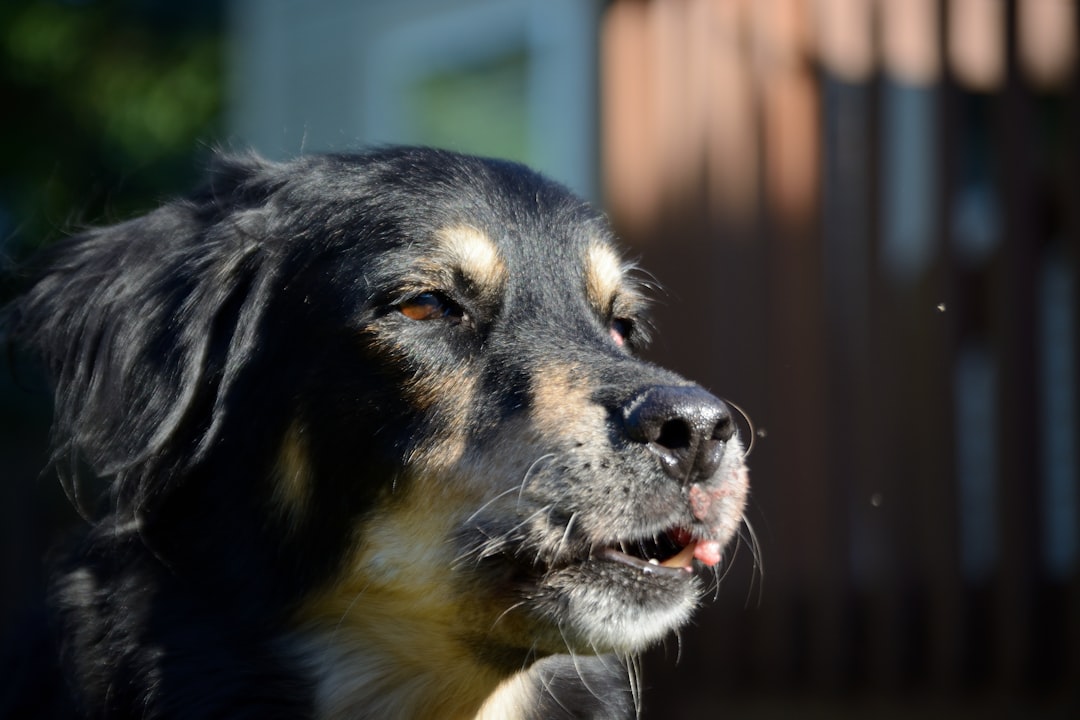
[431,225,507,299]
[585,242,628,315]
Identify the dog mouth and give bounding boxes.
[466,517,728,587]
[594,527,724,579]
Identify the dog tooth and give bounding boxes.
[648,558,659,565]
[659,542,697,569]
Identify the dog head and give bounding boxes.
[12,147,749,711]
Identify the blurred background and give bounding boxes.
[1,0,1077,717]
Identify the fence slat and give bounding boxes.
[601,0,1078,711]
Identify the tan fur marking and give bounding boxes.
[272,422,313,526]
[585,242,625,315]
[530,362,605,443]
[435,225,507,298]
[295,477,534,720]
[475,673,536,720]
[405,365,477,473]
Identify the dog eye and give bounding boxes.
[610,318,633,347]
[398,292,465,323]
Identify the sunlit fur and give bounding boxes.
[5,147,749,719]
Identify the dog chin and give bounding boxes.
[530,560,701,655]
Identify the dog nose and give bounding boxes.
[623,385,735,483]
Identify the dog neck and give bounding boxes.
[297,612,521,720]
[299,626,634,720]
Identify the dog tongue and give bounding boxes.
[693,540,723,567]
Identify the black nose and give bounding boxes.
[623,385,735,483]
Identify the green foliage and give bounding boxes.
[0,2,223,620]
[0,0,223,260]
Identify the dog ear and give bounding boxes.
[9,153,287,518]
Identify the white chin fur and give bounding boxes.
[555,576,700,654]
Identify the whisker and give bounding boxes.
[558,629,610,708]
[537,668,574,715]
[517,453,556,503]
[329,580,373,644]
[462,485,521,526]
[625,652,643,717]
[522,641,541,674]
[489,600,529,632]
[557,512,578,558]
[451,503,555,570]
[740,515,766,608]
[724,398,758,459]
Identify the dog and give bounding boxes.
[5,147,749,719]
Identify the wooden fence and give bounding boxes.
[601,0,1079,715]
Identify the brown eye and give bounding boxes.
[610,317,632,347]
[398,292,464,323]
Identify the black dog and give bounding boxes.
[6,148,749,719]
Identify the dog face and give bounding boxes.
[12,148,748,716]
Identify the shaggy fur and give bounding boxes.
[4,148,749,719]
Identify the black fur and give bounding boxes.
[4,148,748,719]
